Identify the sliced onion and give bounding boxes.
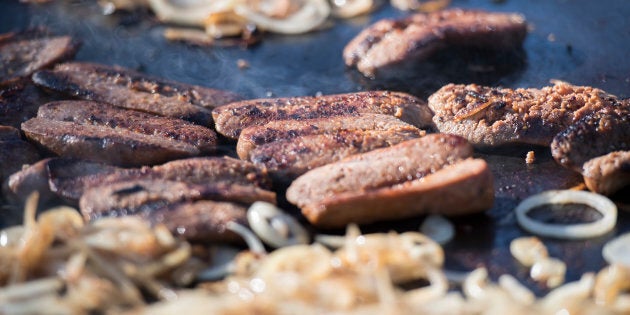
[602,232,630,267]
[247,201,309,248]
[330,0,377,18]
[234,0,331,34]
[420,214,455,245]
[514,190,617,239]
[390,0,450,12]
[148,0,236,26]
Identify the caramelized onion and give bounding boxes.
[515,190,617,239]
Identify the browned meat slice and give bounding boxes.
[286,134,493,228]
[0,33,79,86]
[79,179,276,222]
[249,128,424,184]
[0,125,40,187]
[237,113,425,160]
[582,151,630,196]
[551,105,630,171]
[32,62,242,126]
[145,200,248,243]
[428,81,623,147]
[50,156,272,203]
[343,9,527,77]
[212,91,435,139]
[21,101,218,166]
[3,158,121,206]
[0,82,52,128]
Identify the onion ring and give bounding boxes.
[602,232,630,267]
[234,0,330,34]
[247,201,309,248]
[514,190,617,239]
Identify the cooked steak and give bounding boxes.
[582,151,630,196]
[145,200,248,243]
[50,156,272,203]
[428,81,623,147]
[212,91,435,139]
[0,125,40,187]
[343,9,527,77]
[551,105,630,171]
[1,33,79,86]
[286,134,493,228]
[237,113,425,160]
[79,179,276,222]
[21,101,218,166]
[1,83,51,128]
[249,128,424,184]
[4,158,121,206]
[32,62,242,126]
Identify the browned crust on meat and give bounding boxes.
[343,9,527,77]
[582,151,630,196]
[21,101,218,166]
[31,62,242,126]
[428,81,622,147]
[79,179,276,222]
[212,91,435,139]
[1,35,79,86]
[236,113,424,160]
[298,159,493,228]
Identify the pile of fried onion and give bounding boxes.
[1,194,630,314]
[95,0,451,43]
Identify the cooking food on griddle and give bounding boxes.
[0,125,40,185]
[286,134,494,228]
[0,82,52,128]
[0,31,79,86]
[32,62,242,126]
[212,90,435,139]
[581,152,630,196]
[428,81,626,148]
[343,8,527,77]
[21,100,218,167]
[240,114,426,184]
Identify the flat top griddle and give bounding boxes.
[1,0,629,295]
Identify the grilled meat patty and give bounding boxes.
[551,104,630,171]
[0,33,79,86]
[21,100,218,166]
[79,179,276,222]
[32,62,242,126]
[582,151,630,196]
[1,83,52,128]
[212,91,435,139]
[286,134,493,228]
[343,9,527,77]
[250,128,425,185]
[428,81,623,147]
[0,126,40,187]
[237,113,425,160]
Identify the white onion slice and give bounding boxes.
[148,0,234,26]
[514,190,617,239]
[602,232,630,267]
[247,201,309,248]
[330,0,376,18]
[420,214,455,245]
[235,0,331,34]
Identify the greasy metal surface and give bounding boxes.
[2,0,630,294]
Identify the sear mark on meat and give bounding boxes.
[343,9,527,77]
[212,90,435,139]
[31,62,242,126]
[0,31,79,86]
[428,81,625,147]
[79,179,276,222]
[21,100,218,167]
[249,127,425,185]
[286,134,493,228]
[581,151,630,196]
[551,104,630,171]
